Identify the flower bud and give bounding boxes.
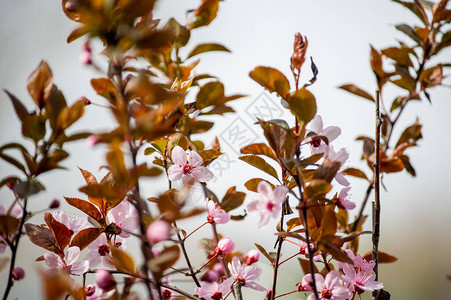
[212,262,224,275]
[49,199,60,209]
[87,135,98,148]
[79,96,91,105]
[201,270,220,282]
[64,1,78,12]
[245,249,260,265]
[146,220,171,244]
[216,237,235,255]
[162,289,172,300]
[85,284,96,297]
[79,51,92,65]
[95,269,116,290]
[12,267,25,280]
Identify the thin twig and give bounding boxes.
[372,90,382,299]
[2,197,28,300]
[173,221,201,287]
[271,209,285,299]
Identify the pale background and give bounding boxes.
[1,0,450,299]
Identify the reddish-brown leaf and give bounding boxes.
[241,143,278,161]
[244,178,275,193]
[220,186,246,212]
[339,84,375,102]
[44,213,72,251]
[239,155,279,181]
[0,215,20,237]
[64,197,104,223]
[70,228,102,251]
[24,223,61,254]
[249,66,290,98]
[27,61,53,109]
[363,251,398,263]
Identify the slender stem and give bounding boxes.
[372,90,382,299]
[274,289,298,299]
[3,197,28,300]
[183,222,208,241]
[277,252,299,267]
[350,179,374,233]
[271,211,285,299]
[173,221,201,287]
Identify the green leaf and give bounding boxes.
[239,155,279,181]
[187,43,231,59]
[287,87,317,124]
[249,66,290,98]
[339,84,375,102]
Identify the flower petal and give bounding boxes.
[65,246,81,266]
[191,166,214,182]
[257,181,273,200]
[171,146,188,165]
[323,126,341,142]
[187,150,204,167]
[44,252,61,269]
[246,281,266,291]
[168,165,183,181]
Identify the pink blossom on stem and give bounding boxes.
[332,187,356,210]
[306,271,351,300]
[85,234,123,268]
[44,246,89,275]
[228,256,266,291]
[206,200,230,224]
[195,277,234,300]
[245,249,260,265]
[168,146,214,183]
[337,250,383,295]
[146,220,171,244]
[107,200,139,238]
[95,269,116,290]
[53,210,87,235]
[307,115,341,155]
[298,273,323,292]
[327,146,350,187]
[12,267,25,280]
[85,284,115,300]
[216,237,235,255]
[247,181,288,228]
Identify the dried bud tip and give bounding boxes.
[49,199,60,209]
[79,96,91,105]
[291,32,308,71]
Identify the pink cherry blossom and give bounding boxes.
[333,187,356,210]
[228,257,266,291]
[195,277,234,300]
[206,200,231,224]
[245,249,260,265]
[216,237,235,255]
[168,146,214,183]
[85,284,115,300]
[107,200,139,238]
[247,181,288,228]
[298,273,323,292]
[85,234,123,268]
[44,246,89,275]
[146,220,171,244]
[307,115,341,155]
[306,271,351,300]
[201,270,220,282]
[327,146,350,187]
[337,250,383,294]
[53,210,87,234]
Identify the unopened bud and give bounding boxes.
[64,1,78,12]
[162,289,172,300]
[49,199,60,209]
[85,284,96,296]
[201,270,220,282]
[87,135,98,148]
[216,237,235,255]
[291,32,308,72]
[96,269,116,290]
[12,267,25,280]
[79,51,92,65]
[79,96,91,105]
[146,220,171,244]
[245,249,260,265]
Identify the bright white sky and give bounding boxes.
[1,0,450,299]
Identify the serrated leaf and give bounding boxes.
[239,155,279,181]
[339,84,375,102]
[254,243,275,264]
[198,149,222,166]
[70,228,102,251]
[287,88,317,124]
[220,186,246,212]
[64,197,103,223]
[249,66,290,98]
[244,178,275,193]
[25,223,61,254]
[342,167,369,181]
[363,251,398,263]
[241,143,278,161]
[187,43,231,59]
